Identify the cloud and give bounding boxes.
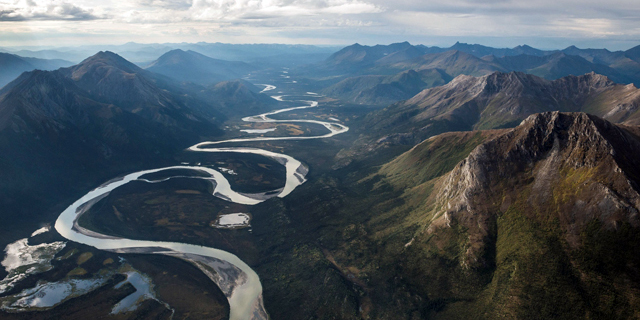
[0,0,639,51]
[0,0,101,21]
[135,0,192,10]
[118,0,382,23]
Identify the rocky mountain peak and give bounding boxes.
[70,51,141,81]
[431,112,640,268]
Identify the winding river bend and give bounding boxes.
[54,80,348,320]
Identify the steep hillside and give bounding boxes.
[266,112,640,319]
[146,49,256,85]
[375,112,640,318]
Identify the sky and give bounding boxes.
[1,0,639,50]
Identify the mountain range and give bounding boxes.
[321,69,451,105]
[309,42,640,105]
[359,71,640,147]
[0,42,342,65]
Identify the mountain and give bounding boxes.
[321,69,450,105]
[146,49,256,85]
[361,71,640,147]
[374,45,427,65]
[57,51,227,127]
[388,50,506,76]
[199,80,277,115]
[626,44,640,63]
[485,52,632,84]
[450,42,552,57]
[265,111,640,319]
[361,112,640,318]
[0,52,73,88]
[319,42,416,72]
[510,44,549,56]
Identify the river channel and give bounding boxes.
[54,75,349,320]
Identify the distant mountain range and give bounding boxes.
[309,42,640,105]
[0,52,72,88]
[0,42,342,65]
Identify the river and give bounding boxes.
[54,79,349,320]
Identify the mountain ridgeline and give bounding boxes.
[360,71,640,147]
[266,111,640,319]
[309,42,640,105]
[146,49,257,85]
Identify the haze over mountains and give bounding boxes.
[0,42,342,66]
